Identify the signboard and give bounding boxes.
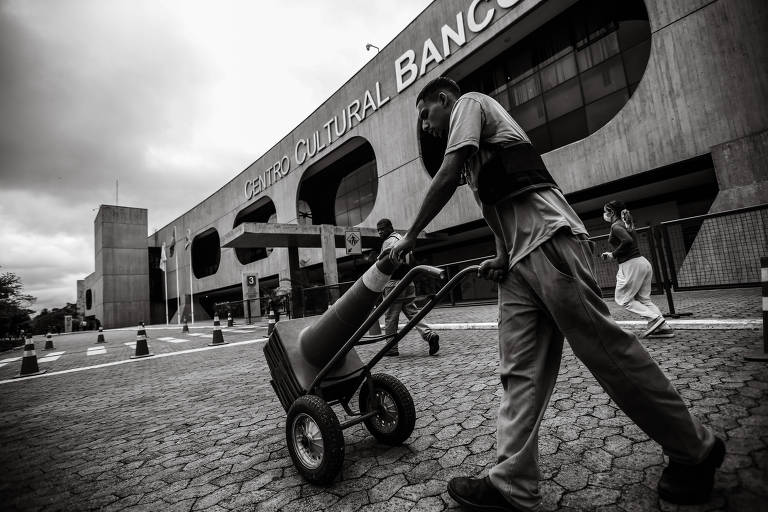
[345,230,362,255]
[64,315,72,333]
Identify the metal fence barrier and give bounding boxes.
[658,204,768,291]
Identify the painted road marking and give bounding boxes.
[0,356,22,368]
[157,337,189,343]
[124,342,136,349]
[87,347,107,356]
[0,338,269,384]
[187,333,207,337]
[37,351,65,363]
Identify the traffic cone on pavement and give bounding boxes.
[130,322,154,359]
[15,334,47,378]
[182,318,189,333]
[96,327,105,344]
[267,307,276,336]
[44,331,54,350]
[209,315,227,346]
[227,312,233,327]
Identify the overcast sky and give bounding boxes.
[0,0,433,314]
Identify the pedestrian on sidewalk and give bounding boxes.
[392,76,723,511]
[600,200,674,338]
[377,218,440,356]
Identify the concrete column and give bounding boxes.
[320,224,340,304]
[282,246,304,317]
[710,129,768,212]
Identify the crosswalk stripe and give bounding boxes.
[87,347,107,356]
[38,351,65,363]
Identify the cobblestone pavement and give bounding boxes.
[1,325,766,511]
[421,288,761,325]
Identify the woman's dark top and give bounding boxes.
[608,221,641,264]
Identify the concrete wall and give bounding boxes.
[140,0,766,301]
[94,206,149,328]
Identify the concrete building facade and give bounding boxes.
[81,0,768,328]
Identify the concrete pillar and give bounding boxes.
[710,129,768,212]
[320,224,340,304]
[282,246,304,317]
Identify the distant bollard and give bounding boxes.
[44,331,54,350]
[267,307,276,336]
[182,319,189,333]
[96,327,105,344]
[227,313,233,327]
[209,315,227,346]
[14,334,47,378]
[130,322,154,359]
[745,256,768,362]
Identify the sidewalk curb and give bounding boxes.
[421,319,762,331]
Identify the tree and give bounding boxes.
[0,270,36,337]
[30,303,79,335]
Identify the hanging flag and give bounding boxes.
[159,242,167,272]
[170,227,176,253]
[184,228,191,250]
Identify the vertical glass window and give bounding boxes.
[623,39,652,86]
[511,97,547,130]
[544,77,583,120]
[334,161,376,227]
[580,55,627,103]
[586,89,630,132]
[540,54,578,91]
[453,0,650,157]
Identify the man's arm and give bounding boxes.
[392,146,474,261]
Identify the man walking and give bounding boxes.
[377,218,440,356]
[391,76,723,511]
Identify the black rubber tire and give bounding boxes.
[359,373,416,445]
[286,394,345,485]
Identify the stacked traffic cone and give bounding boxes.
[96,327,105,344]
[15,334,47,378]
[267,307,276,336]
[227,312,233,327]
[182,318,189,333]
[209,314,227,346]
[44,331,54,350]
[130,322,154,359]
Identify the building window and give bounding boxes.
[334,161,376,227]
[233,197,276,265]
[85,289,92,309]
[191,228,220,278]
[456,0,651,154]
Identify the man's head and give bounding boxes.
[376,218,394,239]
[416,76,460,139]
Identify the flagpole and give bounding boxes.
[164,269,169,325]
[187,229,195,325]
[174,227,180,324]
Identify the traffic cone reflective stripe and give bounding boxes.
[267,307,276,336]
[131,323,154,359]
[44,331,54,350]
[209,314,227,346]
[15,336,47,378]
[96,327,105,344]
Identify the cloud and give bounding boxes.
[0,0,433,314]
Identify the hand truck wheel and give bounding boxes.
[286,395,345,485]
[359,373,416,445]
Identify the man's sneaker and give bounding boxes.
[647,324,675,338]
[384,345,399,356]
[658,437,725,504]
[427,332,440,356]
[643,315,666,338]
[447,476,521,512]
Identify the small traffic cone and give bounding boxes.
[209,314,227,346]
[15,334,47,378]
[267,307,276,336]
[130,322,154,359]
[96,327,105,344]
[182,318,189,333]
[227,312,233,327]
[44,331,54,350]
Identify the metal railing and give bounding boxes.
[657,204,768,291]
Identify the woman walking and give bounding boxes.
[601,200,674,338]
